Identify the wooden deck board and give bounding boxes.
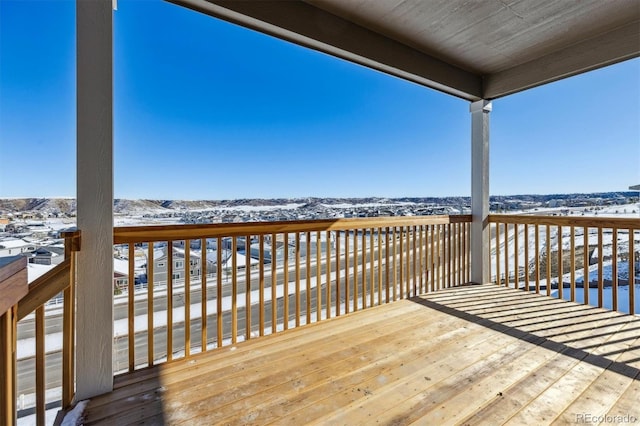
[459,314,639,425]
[169,308,477,425]
[87,304,428,421]
[82,284,640,425]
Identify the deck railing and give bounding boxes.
[113,215,471,372]
[1,230,80,426]
[6,213,638,424]
[489,215,639,314]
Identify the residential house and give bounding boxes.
[0,238,36,257]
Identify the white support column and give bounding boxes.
[76,0,113,399]
[470,100,492,284]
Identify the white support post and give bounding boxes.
[470,100,492,284]
[76,0,114,399]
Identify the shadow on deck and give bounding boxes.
[82,284,640,425]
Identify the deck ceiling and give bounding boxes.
[168,0,640,101]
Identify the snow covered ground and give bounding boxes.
[550,284,640,314]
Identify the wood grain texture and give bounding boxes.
[0,269,27,315]
[0,307,17,426]
[0,256,27,284]
[82,284,640,425]
[0,256,28,315]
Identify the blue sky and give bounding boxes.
[1,0,638,200]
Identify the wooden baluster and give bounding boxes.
[419,225,424,293]
[597,227,603,308]
[35,306,45,425]
[316,231,321,320]
[185,242,191,355]
[557,226,563,300]
[259,235,265,335]
[456,222,460,286]
[405,227,410,295]
[454,223,458,286]
[370,229,375,306]
[545,225,551,296]
[336,231,341,316]
[326,231,331,319]
[612,228,618,311]
[271,234,277,333]
[534,224,540,294]
[377,228,382,304]
[167,241,174,360]
[231,237,238,343]
[437,225,442,290]
[441,224,446,289]
[385,227,390,302]
[392,227,397,300]
[462,222,467,283]
[468,222,472,283]
[345,231,350,314]
[447,223,452,288]
[295,232,301,326]
[430,225,435,292]
[128,243,135,370]
[200,239,207,350]
[148,243,155,364]
[514,224,519,289]
[495,223,501,286]
[411,226,417,294]
[361,230,367,308]
[305,232,312,323]
[629,230,635,316]
[570,227,575,302]
[399,227,404,299]
[583,227,589,305]
[245,235,251,339]
[464,222,468,284]
[463,223,468,283]
[0,305,18,426]
[524,224,529,291]
[505,223,510,288]
[216,237,223,346]
[354,230,359,310]
[283,233,289,330]
[451,223,455,287]
[440,224,446,290]
[63,230,79,408]
[405,226,410,294]
[489,223,499,283]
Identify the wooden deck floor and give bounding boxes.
[82,284,640,425]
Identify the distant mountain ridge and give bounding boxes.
[0,192,636,216]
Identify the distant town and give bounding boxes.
[1,191,638,224]
[1,191,638,285]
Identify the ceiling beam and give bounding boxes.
[484,21,640,99]
[168,0,483,101]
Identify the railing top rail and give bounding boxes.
[0,255,27,285]
[17,258,71,321]
[489,214,640,229]
[0,255,28,314]
[114,214,472,244]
